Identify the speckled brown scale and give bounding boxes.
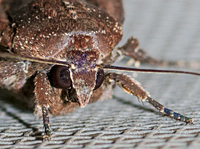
[0,0,196,139]
[10,0,122,61]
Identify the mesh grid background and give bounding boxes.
[1,0,200,148]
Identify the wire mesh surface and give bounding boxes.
[1,0,200,148]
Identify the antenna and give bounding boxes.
[1,52,200,77]
[0,52,68,66]
[103,65,200,77]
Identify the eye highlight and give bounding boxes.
[49,65,72,89]
[94,69,104,90]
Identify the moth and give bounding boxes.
[0,0,200,139]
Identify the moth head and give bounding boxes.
[2,52,199,107]
[49,50,104,107]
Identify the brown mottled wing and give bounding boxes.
[0,57,36,108]
[85,0,124,24]
[8,0,122,60]
[0,59,35,90]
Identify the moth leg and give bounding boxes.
[105,37,200,69]
[34,72,80,137]
[42,105,51,139]
[104,37,164,66]
[107,73,193,124]
[117,37,170,66]
[118,37,200,69]
[34,72,60,137]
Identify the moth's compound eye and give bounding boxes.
[49,65,72,89]
[94,69,104,90]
